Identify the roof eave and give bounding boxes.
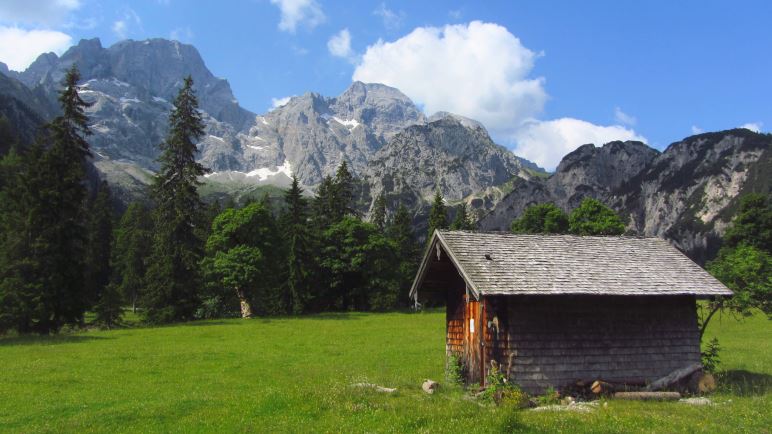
[409,230,482,301]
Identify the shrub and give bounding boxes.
[445,354,464,385]
[701,337,722,373]
[481,363,529,407]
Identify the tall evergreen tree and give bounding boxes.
[370,193,387,231]
[312,175,336,229]
[0,146,30,333]
[450,203,475,230]
[333,161,355,220]
[387,204,420,304]
[428,191,448,239]
[283,176,314,314]
[143,76,209,323]
[85,181,114,307]
[0,66,93,333]
[113,202,152,313]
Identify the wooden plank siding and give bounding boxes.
[483,295,701,394]
[446,282,465,355]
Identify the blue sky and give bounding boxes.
[0,0,770,168]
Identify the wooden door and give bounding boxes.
[463,295,483,385]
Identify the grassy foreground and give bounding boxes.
[0,310,769,433]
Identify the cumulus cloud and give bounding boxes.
[691,125,704,135]
[512,118,647,171]
[614,106,636,126]
[739,122,762,133]
[354,21,547,138]
[270,0,325,33]
[353,21,646,170]
[0,0,81,26]
[327,28,353,60]
[271,96,294,110]
[373,3,405,30]
[0,26,72,71]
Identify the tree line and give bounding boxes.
[1,66,767,335]
[0,67,423,334]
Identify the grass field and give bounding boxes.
[0,309,769,433]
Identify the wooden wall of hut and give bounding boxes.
[482,295,701,394]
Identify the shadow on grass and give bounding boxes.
[257,312,363,323]
[0,334,113,347]
[717,370,772,396]
[176,320,232,327]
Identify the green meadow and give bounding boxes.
[0,310,769,433]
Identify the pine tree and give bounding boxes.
[1,66,93,333]
[333,161,355,220]
[387,204,420,304]
[93,282,123,329]
[143,76,209,323]
[371,193,387,231]
[450,203,475,230]
[428,191,448,239]
[113,202,152,313]
[85,181,114,307]
[282,176,314,314]
[312,175,336,228]
[0,145,29,333]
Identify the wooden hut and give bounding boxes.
[410,231,733,393]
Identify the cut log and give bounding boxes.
[687,372,717,394]
[351,383,397,393]
[613,391,681,401]
[591,380,615,395]
[644,363,702,391]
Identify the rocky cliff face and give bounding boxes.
[480,130,771,262]
[361,115,537,230]
[6,39,433,191]
[249,81,425,186]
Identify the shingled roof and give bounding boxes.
[410,231,733,299]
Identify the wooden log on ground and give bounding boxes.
[591,380,615,395]
[613,391,681,401]
[644,363,702,391]
[687,371,717,394]
[351,383,396,393]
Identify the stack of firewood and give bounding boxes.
[569,364,716,401]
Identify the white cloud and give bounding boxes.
[327,28,353,59]
[353,21,647,170]
[691,125,704,135]
[270,0,325,33]
[512,118,647,170]
[739,122,762,133]
[0,0,81,26]
[373,3,405,30]
[613,106,636,126]
[271,96,294,109]
[353,21,547,138]
[0,26,72,71]
[112,21,127,39]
